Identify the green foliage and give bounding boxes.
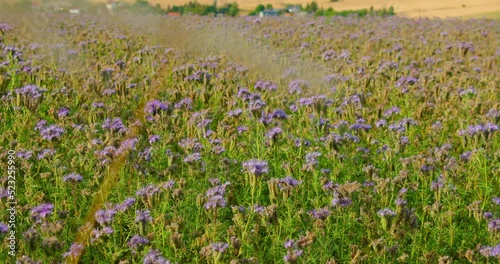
[255,4,265,12]
[304,1,319,13]
[315,5,396,17]
[165,1,239,16]
[228,3,239,17]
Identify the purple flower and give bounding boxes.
[248,99,266,111]
[212,145,225,155]
[459,86,477,96]
[102,118,127,134]
[253,204,265,215]
[266,127,283,139]
[210,242,229,253]
[254,80,277,91]
[0,22,13,33]
[284,239,295,249]
[92,102,105,108]
[284,249,303,263]
[228,108,243,117]
[278,176,302,191]
[430,176,444,191]
[322,49,336,60]
[322,181,338,193]
[174,97,193,109]
[136,185,160,200]
[383,106,400,117]
[149,135,160,144]
[102,89,116,96]
[15,85,45,99]
[144,100,168,115]
[63,173,83,183]
[94,208,117,226]
[184,153,202,163]
[114,138,138,156]
[17,150,33,160]
[237,87,250,99]
[115,197,136,212]
[479,244,500,258]
[458,123,499,137]
[305,152,321,166]
[298,97,314,106]
[378,208,396,217]
[493,197,500,205]
[204,182,230,210]
[242,159,269,176]
[0,223,8,233]
[30,203,54,222]
[135,210,153,224]
[40,125,65,140]
[332,196,352,207]
[460,151,473,162]
[128,235,149,250]
[91,226,114,243]
[237,126,248,134]
[272,109,288,119]
[488,219,500,232]
[58,107,70,118]
[396,198,407,206]
[204,195,227,210]
[37,148,56,160]
[396,76,418,87]
[143,249,171,264]
[349,121,372,131]
[309,208,331,220]
[63,243,84,258]
[35,120,48,131]
[375,119,387,127]
[288,79,309,94]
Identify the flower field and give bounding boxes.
[0,12,499,263]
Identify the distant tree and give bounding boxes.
[266,4,273,10]
[388,6,395,15]
[228,2,239,16]
[255,4,265,12]
[305,1,318,12]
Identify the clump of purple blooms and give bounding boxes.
[36,121,65,141]
[242,159,269,176]
[143,249,172,264]
[62,243,84,259]
[144,100,169,115]
[254,80,277,91]
[63,173,83,183]
[102,117,127,134]
[283,239,303,263]
[378,208,397,217]
[204,181,230,210]
[127,235,149,254]
[458,123,498,137]
[30,203,54,223]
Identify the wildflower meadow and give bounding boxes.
[0,8,499,264]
